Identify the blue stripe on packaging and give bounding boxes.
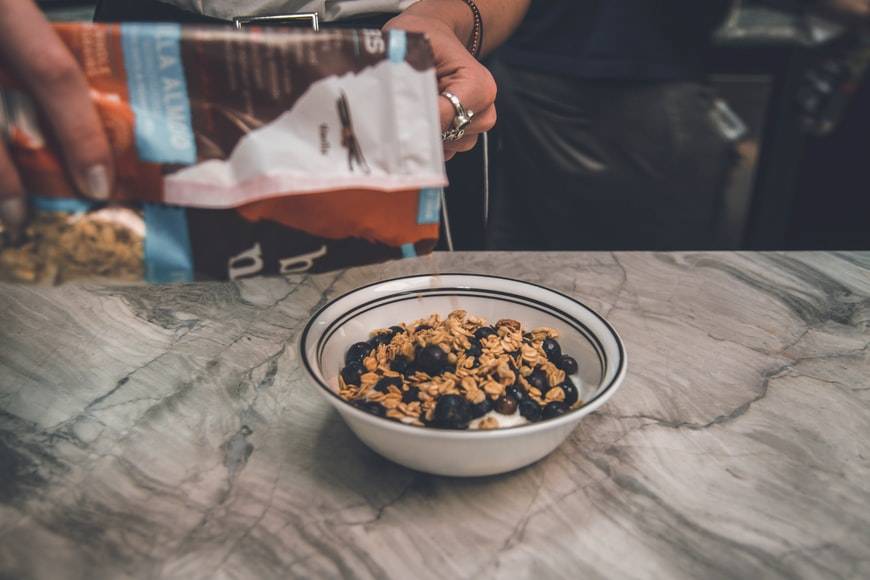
[417,188,441,224]
[31,196,96,213]
[388,30,407,63]
[143,204,194,283]
[121,23,196,164]
[400,243,417,258]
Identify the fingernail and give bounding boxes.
[80,165,110,200]
[0,196,27,242]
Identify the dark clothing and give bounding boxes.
[94,0,224,23]
[499,0,732,80]
[485,0,736,250]
[94,0,393,28]
[486,62,735,250]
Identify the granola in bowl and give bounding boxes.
[338,310,583,430]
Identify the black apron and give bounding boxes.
[93,0,394,28]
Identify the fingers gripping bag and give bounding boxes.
[0,23,446,284]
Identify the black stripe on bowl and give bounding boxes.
[315,289,607,373]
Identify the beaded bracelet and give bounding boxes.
[458,0,484,59]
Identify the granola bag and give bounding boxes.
[0,23,446,284]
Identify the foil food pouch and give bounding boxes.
[0,23,445,284]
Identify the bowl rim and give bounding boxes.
[299,273,627,438]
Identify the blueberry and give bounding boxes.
[402,386,420,403]
[542,402,569,420]
[432,395,473,429]
[465,337,483,358]
[341,361,364,386]
[353,400,386,417]
[471,397,492,419]
[374,376,403,393]
[415,324,432,332]
[363,402,387,417]
[345,342,372,366]
[495,395,518,415]
[506,384,527,402]
[474,326,497,340]
[559,355,579,375]
[527,368,549,392]
[518,399,542,422]
[542,338,562,363]
[442,363,457,375]
[390,326,406,335]
[560,378,579,407]
[390,355,411,375]
[469,357,481,369]
[368,335,390,349]
[417,344,448,375]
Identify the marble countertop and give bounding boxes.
[1,252,868,579]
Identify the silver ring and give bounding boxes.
[442,128,466,142]
[441,91,474,142]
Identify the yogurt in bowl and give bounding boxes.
[299,274,627,477]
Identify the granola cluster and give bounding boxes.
[0,209,143,284]
[338,310,582,430]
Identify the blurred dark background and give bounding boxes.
[446,1,870,251]
[40,0,870,251]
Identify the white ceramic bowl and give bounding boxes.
[300,274,627,477]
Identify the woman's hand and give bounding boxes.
[0,0,113,239]
[384,13,497,161]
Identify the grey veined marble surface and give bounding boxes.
[1,252,868,580]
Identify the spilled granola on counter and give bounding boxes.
[338,310,583,430]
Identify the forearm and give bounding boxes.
[400,0,531,56]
